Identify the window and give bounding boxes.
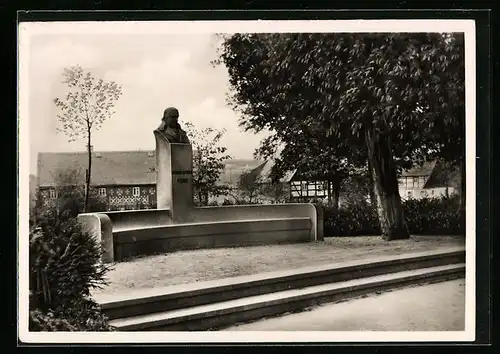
[133,187,140,196]
[399,177,410,189]
[413,177,419,188]
[98,188,106,197]
[49,189,57,199]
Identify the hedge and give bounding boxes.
[29,211,115,331]
[324,195,465,236]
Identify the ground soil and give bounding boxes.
[93,235,464,295]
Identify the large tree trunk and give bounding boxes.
[330,178,340,212]
[366,159,377,206]
[84,130,92,213]
[365,129,409,241]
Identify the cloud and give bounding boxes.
[27,38,104,171]
[27,33,268,174]
[30,38,101,81]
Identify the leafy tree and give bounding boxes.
[260,182,290,204]
[237,170,263,204]
[257,135,367,209]
[183,121,232,206]
[54,65,122,212]
[33,168,107,222]
[215,32,464,240]
[236,165,291,204]
[340,174,372,208]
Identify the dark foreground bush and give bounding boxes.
[324,195,464,236]
[29,298,114,331]
[29,211,114,331]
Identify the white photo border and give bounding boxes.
[17,19,476,344]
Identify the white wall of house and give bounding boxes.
[424,186,456,199]
[398,174,456,200]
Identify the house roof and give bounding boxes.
[37,150,262,187]
[256,160,297,183]
[423,161,461,189]
[217,159,266,185]
[401,161,437,177]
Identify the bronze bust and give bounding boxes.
[155,107,190,144]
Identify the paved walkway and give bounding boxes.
[224,279,465,331]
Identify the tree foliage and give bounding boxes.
[236,170,262,204]
[54,65,122,141]
[215,32,463,171]
[54,65,122,212]
[183,121,232,206]
[215,32,465,239]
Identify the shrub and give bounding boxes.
[29,298,114,331]
[29,309,78,332]
[324,202,380,236]
[29,211,114,331]
[403,195,464,235]
[221,198,236,205]
[324,195,464,236]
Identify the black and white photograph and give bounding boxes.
[18,18,476,343]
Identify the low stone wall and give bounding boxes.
[188,203,323,241]
[114,217,312,260]
[78,203,323,263]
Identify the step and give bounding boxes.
[97,247,465,320]
[108,263,465,331]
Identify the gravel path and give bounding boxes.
[224,279,466,331]
[94,235,464,295]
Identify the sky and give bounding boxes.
[25,31,269,175]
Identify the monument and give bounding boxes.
[154,107,193,222]
[155,107,190,144]
[78,107,323,263]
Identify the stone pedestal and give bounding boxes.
[154,130,193,222]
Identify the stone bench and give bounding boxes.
[114,217,312,260]
[78,203,323,263]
